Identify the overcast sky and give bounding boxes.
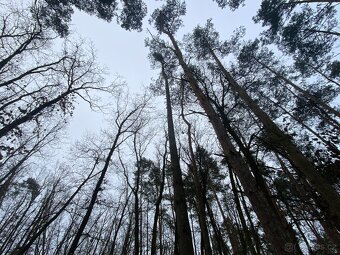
[66,0,263,140]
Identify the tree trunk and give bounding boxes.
[0,89,72,138]
[254,57,340,118]
[229,169,257,255]
[134,155,140,255]
[66,113,135,255]
[259,91,340,155]
[11,160,99,255]
[205,201,230,255]
[236,180,264,255]
[121,214,133,255]
[213,191,242,255]
[165,31,302,254]
[181,109,212,255]
[276,154,340,253]
[160,62,194,255]
[209,48,340,224]
[151,142,167,255]
[109,191,132,255]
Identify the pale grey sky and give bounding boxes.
[70,1,262,89]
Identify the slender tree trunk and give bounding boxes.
[214,103,298,246]
[229,169,257,255]
[159,206,163,255]
[66,117,132,255]
[54,218,76,255]
[281,199,314,253]
[276,154,340,252]
[146,200,149,255]
[205,201,230,255]
[10,160,99,255]
[0,132,54,205]
[151,141,167,255]
[160,62,194,255]
[121,214,133,255]
[259,92,340,155]
[189,212,198,255]
[165,173,179,255]
[309,64,340,87]
[236,181,263,255]
[181,107,212,255]
[0,171,16,205]
[213,191,242,255]
[134,150,140,255]
[109,191,132,255]
[66,159,112,254]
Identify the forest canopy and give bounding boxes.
[0,0,339,254]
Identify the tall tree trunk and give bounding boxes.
[66,153,114,254]
[66,111,137,255]
[133,140,140,255]
[109,191,132,255]
[165,31,302,254]
[259,91,340,155]
[229,169,257,255]
[213,101,297,246]
[181,107,212,255]
[11,160,99,255]
[189,212,198,255]
[151,141,167,255]
[209,47,340,224]
[205,201,230,255]
[276,154,340,252]
[160,62,194,255]
[121,213,133,255]
[213,190,242,255]
[236,180,263,255]
[159,205,163,255]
